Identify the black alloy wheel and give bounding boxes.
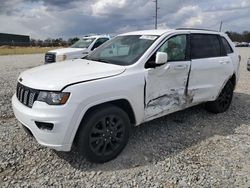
[76,105,130,163]
[89,115,126,157]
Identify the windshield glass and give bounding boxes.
[71,38,96,48]
[86,35,158,66]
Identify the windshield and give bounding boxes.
[71,38,96,48]
[86,35,158,66]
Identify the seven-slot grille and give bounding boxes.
[45,53,56,63]
[16,83,39,108]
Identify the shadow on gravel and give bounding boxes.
[55,92,250,171]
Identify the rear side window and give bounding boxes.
[221,37,233,54]
[191,34,221,59]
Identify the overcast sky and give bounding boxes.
[0,0,249,39]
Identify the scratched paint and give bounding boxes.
[145,90,183,118]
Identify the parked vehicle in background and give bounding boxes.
[247,58,250,71]
[235,42,249,47]
[12,29,240,163]
[44,35,110,64]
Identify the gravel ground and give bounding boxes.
[0,49,250,187]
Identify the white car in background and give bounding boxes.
[45,35,110,64]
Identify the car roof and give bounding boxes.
[119,29,221,36]
[119,30,174,36]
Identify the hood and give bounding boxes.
[18,59,126,91]
[48,48,87,55]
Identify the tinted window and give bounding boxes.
[158,35,187,61]
[97,38,109,45]
[92,38,109,50]
[221,37,233,54]
[191,34,221,59]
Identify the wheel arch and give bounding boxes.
[83,99,136,125]
[215,73,236,100]
[73,99,136,144]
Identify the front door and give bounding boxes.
[145,34,191,120]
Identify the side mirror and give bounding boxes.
[155,52,168,65]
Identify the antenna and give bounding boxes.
[153,0,159,29]
[219,21,223,32]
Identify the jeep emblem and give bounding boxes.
[19,77,23,82]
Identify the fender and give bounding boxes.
[68,96,138,146]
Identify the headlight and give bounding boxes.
[37,92,70,105]
[56,54,67,62]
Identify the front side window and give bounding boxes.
[87,35,158,66]
[158,35,187,61]
[191,34,221,59]
[71,38,96,48]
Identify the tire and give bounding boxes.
[205,81,233,114]
[76,105,131,163]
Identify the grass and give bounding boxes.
[0,46,60,55]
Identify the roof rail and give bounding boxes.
[176,28,218,32]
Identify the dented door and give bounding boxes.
[144,34,191,119]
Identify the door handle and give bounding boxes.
[219,60,230,65]
[164,64,171,70]
[173,65,187,70]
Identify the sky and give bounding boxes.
[0,0,249,39]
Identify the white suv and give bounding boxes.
[12,29,240,163]
[44,35,110,64]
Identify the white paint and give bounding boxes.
[155,52,168,65]
[19,59,126,90]
[188,56,234,103]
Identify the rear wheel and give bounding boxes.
[76,105,131,163]
[205,81,233,114]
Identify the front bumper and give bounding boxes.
[12,94,77,151]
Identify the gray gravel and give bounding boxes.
[0,49,250,187]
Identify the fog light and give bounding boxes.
[35,121,54,131]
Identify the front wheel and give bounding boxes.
[205,81,234,114]
[76,105,131,163]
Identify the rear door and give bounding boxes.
[188,34,234,103]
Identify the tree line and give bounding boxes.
[29,37,80,47]
[225,31,250,43]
